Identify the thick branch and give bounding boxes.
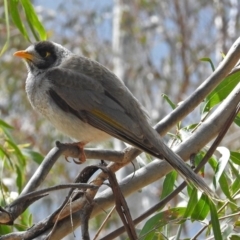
[155,36,240,134]
[47,81,240,239]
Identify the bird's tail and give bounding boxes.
[149,135,217,199]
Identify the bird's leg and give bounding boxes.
[64,142,87,164]
[74,142,87,164]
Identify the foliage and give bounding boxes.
[0,1,240,240]
[139,74,240,239]
[1,0,46,56]
[0,119,43,233]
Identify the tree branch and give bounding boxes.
[47,81,240,239]
[2,37,240,240]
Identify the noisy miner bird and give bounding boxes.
[14,41,214,198]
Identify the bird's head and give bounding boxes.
[14,41,71,74]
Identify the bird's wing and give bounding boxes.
[59,55,150,120]
[46,57,216,199]
[46,65,157,152]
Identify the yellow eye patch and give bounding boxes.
[45,52,51,57]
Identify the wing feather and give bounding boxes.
[46,67,154,149]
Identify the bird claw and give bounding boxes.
[64,155,85,164]
[65,156,71,163]
[64,142,86,164]
[73,158,83,164]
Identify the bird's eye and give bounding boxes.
[39,51,51,58]
[44,51,51,58]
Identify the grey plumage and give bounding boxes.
[14,41,215,198]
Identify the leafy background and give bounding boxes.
[1,0,240,239]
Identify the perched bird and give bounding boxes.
[14,41,214,198]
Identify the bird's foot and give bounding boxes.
[64,142,86,164]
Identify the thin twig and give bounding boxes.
[100,102,240,240]
[10,183,97,207]
[93,206,116,240]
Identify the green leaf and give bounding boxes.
[0,146,14,169]
[0,182,9,203]
[229,161,240,195]
[0,225,12,235]
[161,93,176,110]
[219,173,231,199]
[23,149,44,165]
[28,213,33,226]
[183,188,198,219]
[0,0,10,56]
[16,164,23,192]
[234,114,240,127]
[191,194,210,220]
[6,139,26,166]
[0,119,14,130]
[0,145,10,160]
[202,70,240,114]
[208,198,222,240]
[193,151,206,176]
[208,154,218,171]
[200,57,215,71]
[139,207,186,239]
[20,0,47,41]
[231,151,240,165]
[182,123,199,131]
[229,235,240,240]
[208,154,220,188]
[18,209,31,228]
[9,0,30,41]
[160,171,177,199]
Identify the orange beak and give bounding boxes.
[14,50,34,61]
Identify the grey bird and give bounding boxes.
[14,41,214,198]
